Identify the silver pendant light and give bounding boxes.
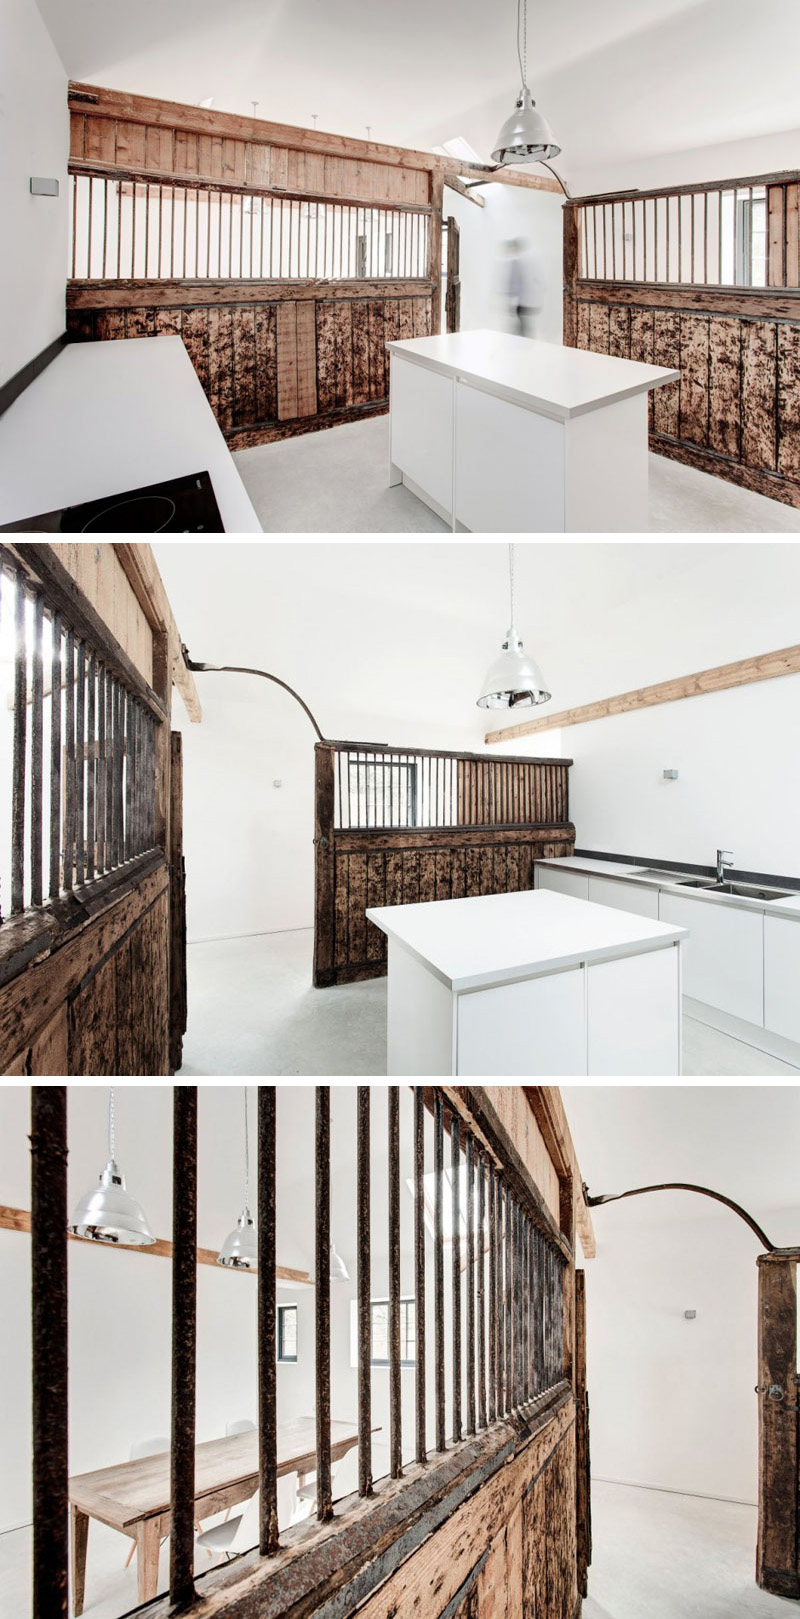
[492,0,560,166]
[68,1089,155,1247]
[219,1087,258,1270]
[477,544,551,710]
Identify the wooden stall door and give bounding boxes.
[446,217,461,333]
[575,1269,592,1600]
[757,1254,800,1598]
[169,731,187,1073]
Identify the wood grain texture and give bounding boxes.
[485,643,800,743]
[756,1256,800,1598]
[742,321,778,471]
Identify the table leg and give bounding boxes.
[71,1505,89,1617]
[136,1517,162,1606]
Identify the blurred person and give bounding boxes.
[501,237,543,337]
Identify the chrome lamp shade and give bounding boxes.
[330,1242,349,1282]
[68,1160,156,1246]
[492,87,560,165]
[218,1208,258,1269]
[477,626,551,709]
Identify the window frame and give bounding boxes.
[277,1301,298,1363]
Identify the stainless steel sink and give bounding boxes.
[674,876,718,888]
[710,881,793,901]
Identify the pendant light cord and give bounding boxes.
[509,542,515,628]
[517,0,528,90]
[243,1087,250,1211]
[108,1088,115,1162]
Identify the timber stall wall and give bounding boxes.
[314,743,575,987]
[66,83,442,447]
[0,543,188,1077]
[563,172,800,507]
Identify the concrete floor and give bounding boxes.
[0,1482,788,1619]
[233,415,800,534]
[583,1481,791,1619]
[178,930,800,1077]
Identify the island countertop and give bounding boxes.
[386,330,679,422]
[366,888,686,993]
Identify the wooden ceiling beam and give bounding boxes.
[485,643,800,745]
[444,174,485,208]
[114,544,202,724]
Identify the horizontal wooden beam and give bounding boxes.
[113,544,202,723]
[68,158,435,213]
[485,643,800,744]
[444,174,485,208]
[573,167,800,206]
[0,1204,312,1284]
[453,161,561,196]
[67,278,433,310]
[574,278,800,322]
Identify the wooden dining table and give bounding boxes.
[68,1417,362,1615]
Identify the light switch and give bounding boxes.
[30,177,59,197]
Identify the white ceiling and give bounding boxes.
[41,0,800,193]
[563,1086,800,1251]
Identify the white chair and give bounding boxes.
[196,1490,259,1564]
[124,1439,169,1569]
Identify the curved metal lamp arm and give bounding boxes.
[182,649,326,743]
[585,1182,781,1254]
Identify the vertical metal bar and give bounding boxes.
[451,1112,462,1444]
[477,1154,486,1428]
[11,571,27,913]
[258,1085,280,1555]
[115,680,124,867]
[169,1086,197,1610]
[71,175,78,279]
[524,1217,531,1402]
[124,690,133,862]
[131,176,137,278]
[488,1163,497,1422]
[719,188,723,283]
[75,643,85,885]
[414,1086,426,1465]
[315,1087,333,1519]
[87,175,94,278]
[434,1090,445,1451]
[49,613,62,899]
[504,1187,512,1414]
[357,1086,373,1496]
[86,653,95,881]
[104,667,113,867]
[389,1087,402,1478]
[30,592,44,907]
[144,182,150,276]
[31,1086,69,1619]
[63,630,75,892]
[102,177,109,278]
[466,1131,475,1435]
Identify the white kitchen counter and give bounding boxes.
[0,337,261,532]
[387,330,678,533]
[367,889,685,1076]
[537,855,800,921]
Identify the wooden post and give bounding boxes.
[563,202,580,349]
[756,1254,799,1598]
[169,731,187,1074]
[445,216,461,333]
[575,1268,591,1600]
[429,172,445,335]
[313,742,336,987]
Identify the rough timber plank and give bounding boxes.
[653,309,681,436]
[679,312,710,447]
[708,317,741,458]
[742,321,778,470]
[756,1256,800,1599]
[777,323,800,479]
[276,302,299,420]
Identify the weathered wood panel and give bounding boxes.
[756,1255,800,1599]
[568,293,800,507]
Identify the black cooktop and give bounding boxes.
[1,470,225,532]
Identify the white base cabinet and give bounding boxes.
[587,875,660,919]
[536,866,590,902]
[587,946,680,1076]
[764,915,800,1044]
[658,891,764,1026]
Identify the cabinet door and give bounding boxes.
[658,892,764,1024]
[456,967,586,1077]
[588,875,659,919]
[390,356,454,514]
[764,916,800,1042]
[536,866,590,901]
[454,382,565,533]
[587,946,680,1076]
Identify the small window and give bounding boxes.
[347,757,417,827]
[370,1298,416,1366]
[278,1303,298,1362]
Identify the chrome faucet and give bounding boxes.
[716,848,734,882]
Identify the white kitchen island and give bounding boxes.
[366,888,686,1077]
[387,330,678,533]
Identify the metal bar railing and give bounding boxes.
[0,555,161,926]
[331,745,571,832]
[451,1111,462,1445]
[576,182,778,289]
[258,1085,280,1556]
[465,1131,475,1437]
[31,1086,69,1619]
[69,173,431,284]
[169,1086,197,1610]
[477,1154,487,1431]
[413,1086,426,1466]
[434,1090,446,1453]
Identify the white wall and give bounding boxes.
[0,0,68,387]
[568,674,800,876]
[445,183,564,344]
[570,124,800,205]
[583,1203,799,1504]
